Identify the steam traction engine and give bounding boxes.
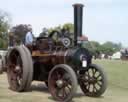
[1,4,107,102]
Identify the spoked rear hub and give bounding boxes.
[56,79,64,88]
[48,64,77,102]
[79,64,107,97]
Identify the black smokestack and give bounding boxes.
[73,3,84,46]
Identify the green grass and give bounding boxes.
[94,59,128,89]
[0,60,128,102]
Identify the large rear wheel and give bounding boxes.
[79,64,107,97]
[7,46,33,92]
[48,64,77,102]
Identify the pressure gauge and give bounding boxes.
[62,37,71,47]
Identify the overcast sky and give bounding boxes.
[0,0,128,47]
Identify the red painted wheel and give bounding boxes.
[48,64,77,102]
[7,46,33,92]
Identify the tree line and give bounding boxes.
[83,41,122,57]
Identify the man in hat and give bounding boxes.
[39,27,48,37]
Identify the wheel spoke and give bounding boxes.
[88,69,92,77]
[95,71,100,79]
[88,84,91,90]
[93,84,98,92]
[85,71,90,79]
[63,87,67,97]
[96,81,102,87]
[92,69,96,75]
[66,85,71,92]
[56,88,61,97]
[62,88,65,97]
[81,78,88,84]
[84,81,89,86]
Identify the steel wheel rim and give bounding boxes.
[49,68,73,101]
[80,67,104,95]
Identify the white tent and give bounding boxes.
[112,52,121,60]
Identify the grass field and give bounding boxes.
[0,60,128,102]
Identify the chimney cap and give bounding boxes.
[73,3,84,7]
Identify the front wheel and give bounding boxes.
[79,64,107,97]
[48,64,77,102]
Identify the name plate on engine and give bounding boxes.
[82,60,87,67]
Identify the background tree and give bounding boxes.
[83,41,102,57]
[83,40,122,58]
[101,41,122,55]
[62,23,74,33]
[0,9,11,48]
[12,24,30,44]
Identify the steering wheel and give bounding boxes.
[48,30,62,41]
